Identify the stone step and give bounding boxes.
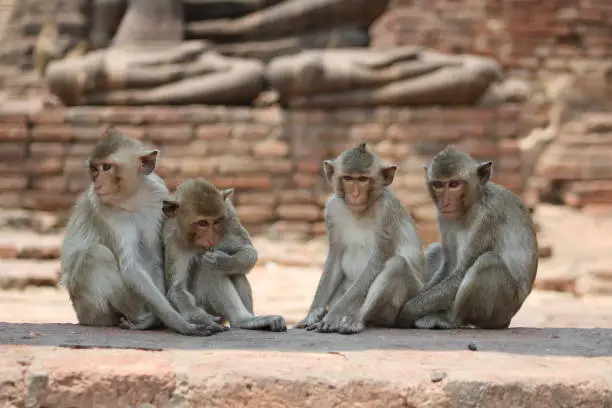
[0,324,610,407]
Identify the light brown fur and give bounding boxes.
[163,178,286,332]
[295,142,424,334]
[60,129,216,336]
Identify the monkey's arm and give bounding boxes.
[204,244,258,276]
[294,232,344,328]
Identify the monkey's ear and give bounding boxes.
[162,200,179,218]
[381,165,398,186]
[139,149,159,175]
[477,161,493,184]
[422,164,429,171]
[222,188,234,202]
[323,160,335,183]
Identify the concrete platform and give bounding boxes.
[1,323,611,407]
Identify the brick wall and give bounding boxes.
[372,0,612,80]
[0,105,526,243]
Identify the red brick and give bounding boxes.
[0,161,26,174]
[0,114,27,123]
[278,190,318,205]
[253,140,289,157]
[233,124,271,141]
[211,176,272,190]
[311,221,327,236]
[0,124,28,141]
[66,143,96,157]
[0,143,27,160]
[21,191,75,211]
[0,245,18,259]
[64,158,88,173]
[235,205,276,223]
[26,157,63,174]
[350,124,385,143]
[29,142,65,157]
[29,110,66,124]
[65,107,104,124]
[146,125,193,144]
[31,175,68,192]
[0,192,20,207]
[195,125,232,141]
[297,160,323,174]
[161,140,209,157]
[0,175,28,191]
[293,174,318,189]
[32,125,73,141]
[140,107,189,124]
[276,204,322,221]
[252,108,283,125]
[67,174,90,193]
[235,192,276,206]
[206,140,251,155]
[100,107,145,124]
[18,246,61,260]
[259,160,293,174]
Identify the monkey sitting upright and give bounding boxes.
[162,178,287,332]
[295,142,425,334]
[60,128,219,336]
[398,145,539,330]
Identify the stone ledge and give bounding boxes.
[1,324,610,407]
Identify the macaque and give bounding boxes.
[162,178,287,332]
[397,145,539,329]
[295,142,425,334]
[60,128,219,336]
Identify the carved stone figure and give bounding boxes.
[266,47,504,108]
[46,41,265,106]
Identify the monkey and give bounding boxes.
[60,128,220,336]
[162,178,287,332]
[396,145,539,330]
[294,142,425,334]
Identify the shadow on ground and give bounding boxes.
[1,322,610,357]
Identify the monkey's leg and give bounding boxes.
[195,271,287,332]
[70,244,147,327]
[424,243,445,285]
[231,275,254,314]
[361,256,422,330]
[451,252,520,329]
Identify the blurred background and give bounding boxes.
[0,0,611,328]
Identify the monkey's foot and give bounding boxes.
[187,312,228,333]
[237,315,287,332]
[118,314,162,331]
[309,314,365,335]
[414,314,459,330]
[294,308,327,329]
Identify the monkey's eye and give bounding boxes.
[342,176,353,182]
[448,180,461,189]
[102,163,112,171]
[214,217,225,225]
[430,181,444,190]
[197,220,209,227]
[357,176,369,182]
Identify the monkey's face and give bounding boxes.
[340,173,371,213]
[429,179,466,219]
[89,160,122,202]
[187,214,226,250]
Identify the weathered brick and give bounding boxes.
[0,143,28,160]
[236,192,277,206]
[65,107,104,124]
[66,143,96,157]
[67,173,90,193]
[162,140,209,157]
[0,175,28,191]
[0,113,27,123]
[0,124,28,141]
[206,140,251,155]
[21,191,74,211]
[195,125,232,140]
[276,204,322,221]
[278,190,318,205]
[29,142,65,157]
[26,157,63,174]
[100,107,145,124]
[31,175,68,192]
[29,110,66,124]
[293,174,318,189]
[297,160,323,174]
[253,140,289,157]
[311,221,327,236]
[32,125,106,141]
[235,205,276,223]
[211,176,272,190]
[350,124,385,143]
[233,124,271,141]
[146,125,193,144]
[0,192,20,207]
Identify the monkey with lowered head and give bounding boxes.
[60,128,219,336]
[162,178,287,332]
[295,142,425,334]
[397,145,539,329]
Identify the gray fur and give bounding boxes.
[60,164,217,336]
[163,180,287,332]
[295,148,425,334]
[398,148,538,329]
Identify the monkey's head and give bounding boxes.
[163,178,233,251]
[324,142,398,214]
[86,128,159,204]
[424,145,493,220]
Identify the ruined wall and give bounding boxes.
[373,0,612,80]
[0,105,525,243]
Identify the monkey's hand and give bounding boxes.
[307,311,365,335]
[186,310,228,333]
[202,251,237,272]
[118,313,161,331]
[294,307,327,329]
